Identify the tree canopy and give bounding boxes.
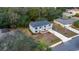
[0,7,66,28]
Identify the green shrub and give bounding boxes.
[74,13,79,17]
[73,20,79,28]
[0,30,38,51]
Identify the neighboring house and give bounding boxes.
[63,9,79,19]
[55,18,79,27]
[29,20,53,33]
[66,9,79,15]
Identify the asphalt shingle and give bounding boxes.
[30,20,50,27]
[56,18,78,25]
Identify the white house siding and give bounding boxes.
[38,26,44,32]
[63,9,79,17]
[67,9,79,15]
[63,12,74,17]
[34,27,40,33]
[67,10,76,15]
[29,23,53,33]
[34,26,47,33]
[29,25,36,33]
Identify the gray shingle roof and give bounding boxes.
[30,20,50,27]
[56,18,78,25]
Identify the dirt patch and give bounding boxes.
[32,32,61,46]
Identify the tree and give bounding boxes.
[17,15,30,27]
[0,30,39,51]
[0,13,10,28]
[0,7,66,28]
[43,7,65,21]
[8,12,20,28]
[27,8,40,21]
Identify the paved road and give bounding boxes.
[52,36,79,51]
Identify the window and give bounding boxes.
[44,26,46,27]
[35,27,37,29]
[39,27,41,28]
[49,24,51,26]
[35,31,37,32]
[44,29,46,30]
[70,12,72,14]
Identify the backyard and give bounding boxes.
[53,22,77,38]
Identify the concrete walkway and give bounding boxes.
[49,41,62,48]
[65,26,79,34]
[48,29,70,42]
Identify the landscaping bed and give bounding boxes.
[32,32,62,46]
[53,23,77,38]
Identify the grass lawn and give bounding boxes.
[53,23,77,38]
[19,28,61,46]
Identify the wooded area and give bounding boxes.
[0,7,66,28]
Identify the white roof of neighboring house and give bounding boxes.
[66,9,79,14]
[63,9,79,16]
[63,12,73,16]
